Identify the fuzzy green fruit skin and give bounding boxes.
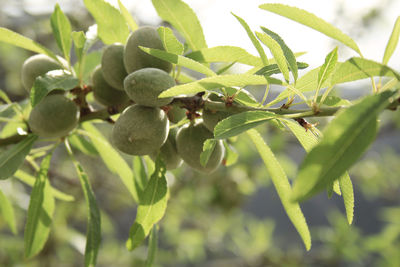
[167,104,187,123]
[101,43,127,91]
[123,26,172,73]
[28,94,79,138]
[21,54,66,91]
[202,109,230,132]
[92,65,129,106]
[124,68,174,107]
[151,128,183,170]
[176,122,224,173]
[112,105,169,155]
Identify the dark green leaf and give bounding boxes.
[50,4,72,62]
[292,90,398,201]
[24,154,55,258]
[247,129,311,250]
[83,0,129,45]
[126,157,168,250]
[133,156,148,202]
[152,0,207,51]
[200,139,217,167]
[0,134,37,180]
[157,26,184,55]
[30,70,79,107]
[145,225,158,267]
[0,188,17,234]
[214,111,277,139]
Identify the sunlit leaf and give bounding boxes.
[133,156,148,202]
[200,139,217,167]
[145,225,158,267]
[339,173,354,224]
[50,4,72,62]
[317,47,338,90]
[383,16,400,65]
[255,62,308,76]
[223,141,239,166]
[118,0,138,31]
[68,134,99,157]
[0,189,17,234]
[157,26,184,55]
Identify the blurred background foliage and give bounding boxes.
[0,0,399,266]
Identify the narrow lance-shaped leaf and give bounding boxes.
[255,62,308,77]
[65,140,101,267]
[50,4,72,62]
[383,16,400,65]
[0,28,58,62]
[118,0,138,32]
[145,225,158,267]
[0,189,17,234]
[83,0,129,44]
[133,156,148,202]
[232,13,269,65]
[259,4,362,55]
[283,119,354,224]
[24,153,55,258]
[157,26,184,55]
[247,129,311,250]
[31,70,79,107]
[152,0,207,51]
[222,141,239,166]
[140,47,215,77]
[261,27,298,81]
[0,134,37,180]
[317,47,338,91]
[159,74,282,98]
[256,31,290,82]
[200,139,217,167]
[68,134,99,157]
[214,111,278,140]
[126,157,168,250]
[292,90,398,202]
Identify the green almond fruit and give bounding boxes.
[101,43,128,91]
[151,127,183,170]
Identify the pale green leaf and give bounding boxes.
[145,225,158,267]
[0,189,17,234]
[68,134,99,157]
[232,13,269,65]
[292,90,398,201]
[223,141,239,166]
[214,111,277,139]
[118,0,138,31]
[0,27,58,61]
[159,74,282,98]
[261,27,298,81]
[81,123,138,203]
[259,4,361,55]
[24,154,55,258]
[331,57,400,85]
[152,0,207,51]
[157,26,184,55]
[186,45,263,67]
[383,16,400,65]
[247,129,311,250]
[50,4,72,62]
[30,70,79,107]
[200,139,217,167]
[0,134,37,180]
[133,156,148,202]
[140,47,215,77]
[256,31,290,82]
[126,157,168,250]
[339,173,354,224]
[225,87,259,107]
[318,47,338,90]
[83,0,129,44]
[316,95,351,107]
[14,170,75,202]
[255,62,308,77]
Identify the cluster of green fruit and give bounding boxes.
[22,26,229,173]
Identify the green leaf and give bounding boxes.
[24,154,55,258]
[139,47,215,77]
[261,27,298,81]
[383,16,400,65]
[126,157,168,250]
[133,156,148,202]
[65,140,101,267]
[316,95,351,107]
[200,139,217,167]
[214,111,277,139]
[81,123,139,203]
[292,90,398,202]
[152,0,207,51]
[118,0,138,32]
[225,87,259,107]
[50,4,72,62]
[159,74,282,98]
[339,173,354,224]
[68,134,99,157]
[255,31,290,82]
[232,13,269,65]
[0,27,58,61]
[0,134,37,180]
[317,47,338,90]
[157,26,184,55]
[186,46,263,67]
[145,225,158,267]
[259,3,361,55]
[223,141,239,166]
[0,188,17,234]
[30,70,79,107]
[331,57,400,85]
[255,62,308,76]
[247,129,311,250]
[83,0,129,45]
[14,170,75,202]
